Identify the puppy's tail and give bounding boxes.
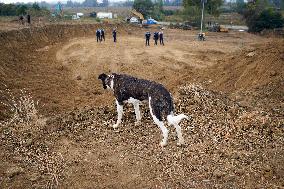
[167,113,189,125]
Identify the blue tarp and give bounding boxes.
[147,19,157,25]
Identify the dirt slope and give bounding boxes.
[0,23,134,118]
[201,39,284,111]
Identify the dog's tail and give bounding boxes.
[167,113,189,125]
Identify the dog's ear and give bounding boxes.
[98,73,107,81]
[98,73,108,89]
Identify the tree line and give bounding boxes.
[1,0,283,33]
[133,0,283,32]
[65,0,109,8]
[0,3,49,16]
[239,0,284,32]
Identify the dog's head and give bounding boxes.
[98,73,114,90]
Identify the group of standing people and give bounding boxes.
[145,31,164,46]
[96,29,105,42]
[95,28,165,46]
[96,28,117,43]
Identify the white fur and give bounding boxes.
[113,100,123,129]
[109,81,188,147]
[113,97,143,128]
[105,75,115,90]
[110,79,114,90]
[167,113,188,125]
[113,96,188,146]
[127,97,142,125]
[167,114,188,146]
[149,97,168,147]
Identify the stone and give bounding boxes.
[6,166,24,178]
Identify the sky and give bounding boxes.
[0,0,120,3]
[1,0,85,3]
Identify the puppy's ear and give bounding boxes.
[98,73,107,81]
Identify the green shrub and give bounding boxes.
[95,17,101,22]
[255,9,283,31]
[162,9,175,16]
[245,8,284,32]
[0,3,49,16]
[241,0,284,32]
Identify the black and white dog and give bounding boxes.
[98,73,188,147]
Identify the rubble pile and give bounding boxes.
[177,84,283,148]
[0,92,65,188]
[1,84,283,188]
[146,84,284,188]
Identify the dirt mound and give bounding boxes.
[0,23,136,80]
[202,39,284,111]
[0,23,142,119]
[1,84,283,188]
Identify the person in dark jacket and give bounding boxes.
[101,29,105,41]
[159,31,164,45]
[145,31,151,46]
[153,32,159,45]
[19,15,24,25]
[96,29,101,42]
[112,28,117,42]
[27,14,31,25]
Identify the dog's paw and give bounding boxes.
[113,129,121,133]
[160,141,168,147]
[113,123,119,129]
[177,138,185,146]
[134,121,141,126]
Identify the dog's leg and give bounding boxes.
[167,114,187,146]
[173,123,184,146]
[113,100,123,129]
[149,97,168,147]
[154,118,168,147]
[133,102,142,125]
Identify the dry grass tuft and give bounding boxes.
[0,86,65,188]
[1,88,40,126]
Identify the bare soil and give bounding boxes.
[0,23,283,188]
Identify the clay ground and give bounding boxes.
[0,23,283,188]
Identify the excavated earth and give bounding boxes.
[0,23,283,188]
